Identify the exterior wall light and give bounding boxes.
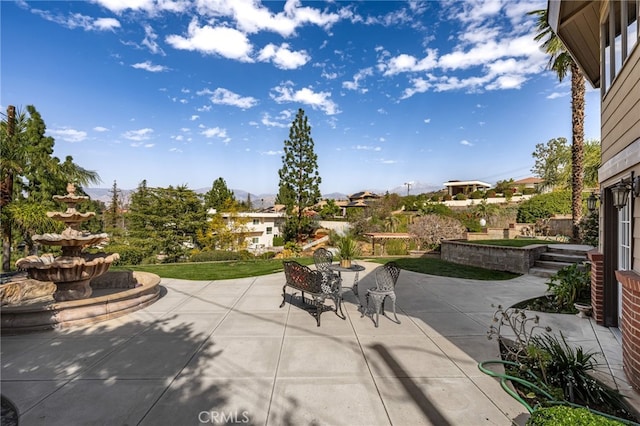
[611,179,632,210]
[587,192,599,212]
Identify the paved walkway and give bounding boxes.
[1,262,638,425]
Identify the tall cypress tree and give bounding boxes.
[277,108,321,242]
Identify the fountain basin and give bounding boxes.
[16,252,120,301]
[0,271,161,333]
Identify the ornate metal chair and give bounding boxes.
[363,261,401,327]
[313,247,342,285]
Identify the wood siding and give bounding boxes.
[601,44,640,165]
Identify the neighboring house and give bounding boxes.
[443,180,492,196]
[549,0,640,390]
[513,177,547,193]
[213,210,286,252]
[346,191,380,207]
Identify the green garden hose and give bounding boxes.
[477,360,640,425]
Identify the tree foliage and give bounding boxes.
[277,108,321,241]
[1,105,99,271]
[408,214,466,250]
[532,138,600,190]
[204,177,235,212]
[196,199,250,251]
[126,182,206,263]
[516,190,572,223]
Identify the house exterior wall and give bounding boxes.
[554,0,640,392]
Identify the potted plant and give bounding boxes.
[336,236,359,268]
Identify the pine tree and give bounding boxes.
[204,177,235,212]
[277,108,321,242]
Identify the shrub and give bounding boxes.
[454,193,467,200]
[385,239,408,255]
[546,263,591,310]
[272,236,285,246]
[443,194,452,201]
[517,191,572,223]
[430,195,440,202]
[408,214,466,250]
[105,244,147,265]
[523,187,537,195]
[579,211,599,247]
[527,406,625,426]
[486,190,497,198]
[470,190,484,199]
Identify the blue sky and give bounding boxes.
[1,0,601,195]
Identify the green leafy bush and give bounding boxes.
[385,239,408,255]
[527,406,625,425]
[470,190,484,199]
[454,193,467,200]
[272,236,285,246]
[486,189,497,198]
[105,244,148,265]
[523,187,537,195]
[579,211,599,247]
[517,191,572,223]
[547,263,591,310]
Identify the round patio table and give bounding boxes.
[328,263,365,295]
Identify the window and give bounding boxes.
[252,237,259,244]
[266,227,273,235]
[253,219,260,225]
[602,0,640,95]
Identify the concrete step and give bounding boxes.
[539,252,587,264]
[534,260,574,270]
[546,246,592,258]
[528,267,558,278]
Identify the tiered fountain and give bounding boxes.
[1,184,160,332]
[17,183,119,301]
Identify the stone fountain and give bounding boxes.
[1,184,160,333]
[16,184,119,301]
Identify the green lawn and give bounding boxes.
[118,255,517,281]
[462,239,558,247]
[369,257,519,280]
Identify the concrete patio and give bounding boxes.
[1,261,638,425]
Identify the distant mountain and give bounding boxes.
[84,183,441,208]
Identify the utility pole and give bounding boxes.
[404,182,412,196]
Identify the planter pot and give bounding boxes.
[340,259,352,268]
[574,303,592,319]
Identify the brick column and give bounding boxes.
[588,250,605,325]
[614,270,640,391]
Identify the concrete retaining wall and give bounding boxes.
[440,240,548,274]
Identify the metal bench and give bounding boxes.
[281,260,344,326]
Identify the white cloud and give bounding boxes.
[142,24,165,55]
[342,67,373,93]
[547,92,569,99]
[355,145,381,151]
[460,140,473,146]
[166,18,253,62]
[321,70,338,80]
[31,8,121,32]
[123,128,153,141]
[201,126,228,139]
[262,150,283,156]
[170,147,183,153]
[49,127,87,143]
[380,50,438,76]
[257,43,310,69]
[205,88,258,109]
[93,126,109,132]
[261,113,288,128]
[131,61,168,72]
[190,115,199,121]
[270,82,339,115]
[424,118,431,124]
[94,0,189,14]
[195,0,343,37]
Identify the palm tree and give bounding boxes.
[530,8,586,241]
